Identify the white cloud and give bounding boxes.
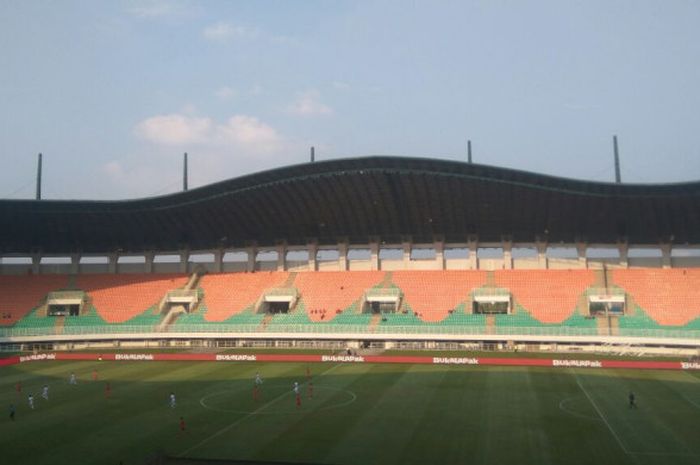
[135,113,284,154]
[135,114,212,145]
[332,81,350,90]
[203,22,258,42]
[215,86,237,100]
[286,90,333,117]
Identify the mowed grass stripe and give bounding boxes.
[574,369,700,461]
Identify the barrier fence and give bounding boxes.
[1,323,700,340]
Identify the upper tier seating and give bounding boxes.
[75,274,187,323]
[199,272,289,322]
[392,271,487,322]
[295,271,385,322]
[0,275,68,326]
[612,269,700,326]
[494,270,595,324]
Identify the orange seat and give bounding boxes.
[295,271,385,322]
[612,269,700,326]
[0,275,69,325]
[76,274,188,323]
[392,270,487,322]
[199,272,289,322]
[494,270,595,324]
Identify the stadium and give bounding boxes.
[1,155,699,464]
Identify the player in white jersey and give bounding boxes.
[169,392,176,409]
[293,381,299,395]
[42,385,49,400]
[255,372,263,386]
[69,372,77,385]
[28,394,34,409]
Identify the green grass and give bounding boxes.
[1,360,699,465]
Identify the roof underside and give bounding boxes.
[1,156,699,254]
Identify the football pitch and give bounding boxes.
[1,358,699,465]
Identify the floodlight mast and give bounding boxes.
[467,140,472,164]
[36,153,42,200]
[183,152,188,191]
[310,146,315,163]
[613,135,621,183]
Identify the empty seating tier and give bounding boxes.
[0,275,68,326]
[75,274,187,323]
[392,271,487,322]
[199,272,289,322]
[494,270,595,324]
[295,271,385,322]
[612,269,700,326]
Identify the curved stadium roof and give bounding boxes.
[1,156,699,254]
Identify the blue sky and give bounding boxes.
[1,0,699,199]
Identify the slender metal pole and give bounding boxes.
[183,152,188,191]
[613,135,621,183]
[467,140,472,164]
[310,146,315,163]
[36,153,42,200]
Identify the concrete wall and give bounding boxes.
[0,264,32,275]
[445,259,470,270]
[513,258,540,269]
[79,264,110,274]
[348,260,372,271]
[672,257,700,268]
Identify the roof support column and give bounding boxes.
[179,250,189,274]
[308,243,317,271]
[617,242,629,269]
[434,241,445,270]
[108,253,118,274]
[402,242,411,269]
[468,237,478,270]
[661,243,672,269]
[212,249,223,273]
[536,241,548,269]
[370,241,380,271]
[246,246,257,272]
[502,240,513,269]
[577,242,588,269]
[31,253,41,275]
[338,242,348,271]
[70,253,80,274]
[144,252,155,274]
[276,244,287,272]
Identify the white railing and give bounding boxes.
[2,324,700,340]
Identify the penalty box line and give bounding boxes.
[572,369,632,456]
[179,363,342,458]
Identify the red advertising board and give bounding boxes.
[1,352,698,371]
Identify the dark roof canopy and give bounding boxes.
[1,156,699,254]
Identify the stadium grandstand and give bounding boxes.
[1,156,700,352]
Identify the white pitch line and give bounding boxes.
[179,363,342,458]
[572,370,631,456]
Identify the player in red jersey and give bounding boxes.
[15,381,21,394]
[307,381,313,399]
[179,417,186,433]
[105,382,111,399]
[253,384,260,402]
[92,369,98,381]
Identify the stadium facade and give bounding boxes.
[1,157,699,352]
